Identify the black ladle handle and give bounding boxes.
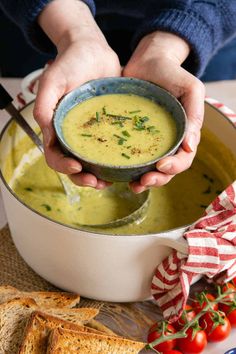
[0,83,44,153]
[0,83,13,109]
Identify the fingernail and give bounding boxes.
[144,177,158,187]
[69,165,82,173]
[84,183,96,188]
[135,186,147,194]
[43,128,51,147]
[186,133,195,152]
[157,162,172,173]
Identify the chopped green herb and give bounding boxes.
[133,116,150,131]
[81,133,92,137]
[147,125,159,133]
[102,106,107,115]
[203,173,214,183]
[41,204,52,211]
[121,153,130,159]
[126,145,131,149]
[113,134,127,145]
[122,130,131,137]
[24,187,33,192]
[141,116,149,122]
[111,121,124,127]
[129,110,141,114]
[203,186,211,194]
[96,111,100,122]
[114,134,123,139]
[107,113,132,120]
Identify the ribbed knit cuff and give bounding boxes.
[25,0,96,54]
[132,9,214,77]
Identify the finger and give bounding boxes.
[140,171,174,187]
[95,180,112,190]
[181,78,205,153]
[33,66,66,134]
[69,172,98,188]
[34,65,85,174]
[129,181,148,194]
[156,147,195,175]
[43,142,82,174]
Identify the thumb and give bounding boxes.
[33,66,66,145]
[181,78,205,153]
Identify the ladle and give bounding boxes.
[0,84,150,228]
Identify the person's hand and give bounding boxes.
[123,31,205,193]
[34,0,121,189]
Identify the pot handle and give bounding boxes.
[151,227,188,255]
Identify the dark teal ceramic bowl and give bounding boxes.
[225,349,236,354]
[53,77,187,182]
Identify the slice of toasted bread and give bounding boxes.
[0,298,98,354]
[0,285,19,304]
[46,328,145,354]
[18,311,103,354]
[44,307,99,324]
[85,319,117,336]
[0,285,80,308]
[0,298,38,354]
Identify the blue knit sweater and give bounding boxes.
[1,0,236,76]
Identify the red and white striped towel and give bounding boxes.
[151,181,236,322]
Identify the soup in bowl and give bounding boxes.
[53,78,186,182]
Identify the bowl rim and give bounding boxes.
[0,100,235,238]
[53,77,187,170]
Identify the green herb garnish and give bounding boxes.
[96,111,100,122]
[129,110,141,114]
[121,153,130,159]
[122,130,131,137]
[81,133,92,137]
[24,187,33,191]
[111,121,124,127]
[203,173,214,183]
[113,134,127,145]
[147,125,159,133]
[133,116,149,130]
[102,106,107,115]
[203,186,211,194]
[107,113,132,120]
[41,204,52,211]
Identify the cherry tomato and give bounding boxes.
[173,305,196,330]
[147,322,177,352]
[202,313,231,342]
[222,283,236,300]
[163,351,183,354]
[192,293,218,313]
[177,327,207,354]
[231,277,236,287]
[227,308,236,327]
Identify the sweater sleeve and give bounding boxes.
[132,0,236,77]
[0,0,96,53]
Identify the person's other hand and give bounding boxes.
[123,31,205,193]
[34,0,121,189]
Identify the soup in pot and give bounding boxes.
[6,127,236,235]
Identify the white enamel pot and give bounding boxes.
[0,101,235,302]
